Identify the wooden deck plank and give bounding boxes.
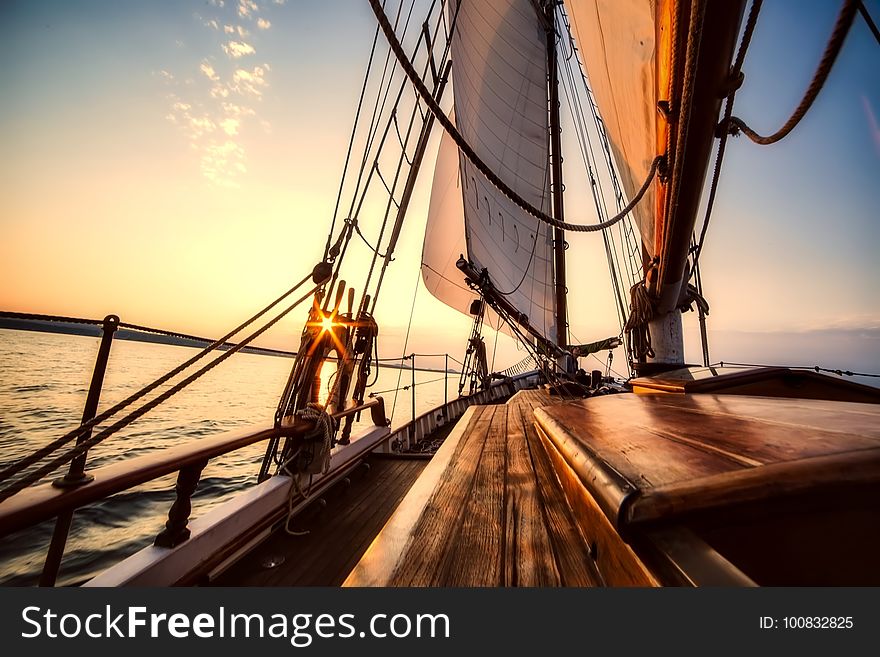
[387,405,497,585]
[436,403,508,585]
[347,387,599,587]
[307,459,425,586]
[503,397,561,586]
[283,457,413,586]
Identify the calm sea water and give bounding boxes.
[0,329,459,586]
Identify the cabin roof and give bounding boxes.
[534,393,880,529]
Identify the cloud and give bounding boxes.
[222,102,256,119]
[160,0,284,186]
[201,140,247,186]
[862,96,880,158]
[199,61,219,81]
[237,0,259,18]
[224,24,249,37]
[210,84,230,99]
[232,65,269,97]
[219,118,240,135]
[222,40,256,59]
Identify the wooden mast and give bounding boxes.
[645,0,747,371]
[546,1,569,356]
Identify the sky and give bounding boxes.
[1,0,878,377]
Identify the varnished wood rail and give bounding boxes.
[0,397,388,541]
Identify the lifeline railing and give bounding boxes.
[0,312,540,585]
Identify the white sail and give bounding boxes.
[421,130,474,321]
[421,0,557,343]
[563,0,658,257]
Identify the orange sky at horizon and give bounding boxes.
[2,0,878,370]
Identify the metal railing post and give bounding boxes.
[40,314,119,586]
[410,354,416,444]
[444,353,448,417]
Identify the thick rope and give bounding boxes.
[367,0,663,234]
[280,402,333,536]
[623,279,655,360]
[724,0,859,145]
[691,0,763,270]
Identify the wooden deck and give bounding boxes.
[345,389,601,586]
[212,454,426,586]
[345,386,880,587]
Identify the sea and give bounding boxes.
[0,329,461,586]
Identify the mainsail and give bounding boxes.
[563,0,659,259]
[421,0,557,343]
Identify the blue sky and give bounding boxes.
[1,0,877,375]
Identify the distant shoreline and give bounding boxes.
[0,318,456,374]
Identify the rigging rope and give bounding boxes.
[369,374,448,396]
[0,272,320,488]
[325,18,383,260]
[556,6,633,336]
[723,0,859,145]
[714,361,880,378]
[367,0,663,234]
[859,0,880,44]
[691,0,763,271]
[0,282,322,502]
[390,266,421,423]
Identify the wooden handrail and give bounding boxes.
[0,396,389,538]
[0,424,279,537]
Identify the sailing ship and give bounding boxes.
[0,0,878,587]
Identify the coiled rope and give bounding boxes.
[367,0,663,234]
[623,278,655,360]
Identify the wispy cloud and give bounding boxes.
[160,0,281,186]
[199,61,220,81]
[862,95,880,158]
[232,65,269,97]
[224,24,249,37]
[222,40,256,59]
[238,0,259,18]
